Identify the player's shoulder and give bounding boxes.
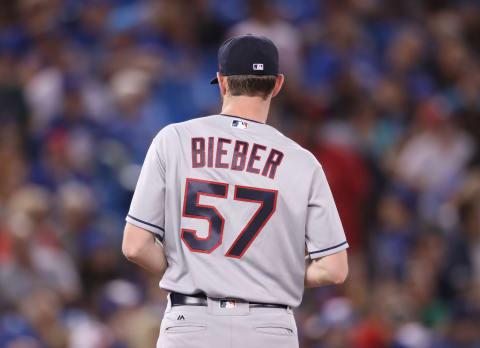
[153,115,321,169]
[152,116,204,139]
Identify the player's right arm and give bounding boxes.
[122,223,168,277]
[123,129,171,278]
[304,161,349,288]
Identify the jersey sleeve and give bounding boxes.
[126,132,166,239]
[305,163,348,259]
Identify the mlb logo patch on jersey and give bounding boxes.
[232,120,248,129]
[219,300,236,309]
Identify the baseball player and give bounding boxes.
[122,34,349,348]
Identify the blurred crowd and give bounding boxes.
[0,0,479,347]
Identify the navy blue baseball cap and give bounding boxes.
[210,34,279,84]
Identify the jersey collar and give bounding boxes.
[219,113,265,124]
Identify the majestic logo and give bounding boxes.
[232,120,248,129]
[177,315,185,320]
[253,63,264,71]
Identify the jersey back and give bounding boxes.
[126,114,348,307]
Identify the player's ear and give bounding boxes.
[217,72,228,96]
[271,74,284,98]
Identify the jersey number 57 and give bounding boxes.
[181,178,277,258]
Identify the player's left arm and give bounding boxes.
[304,161,349,287]
[122,222,168,277]
[304,249,348,287]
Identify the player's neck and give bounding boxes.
[221,95,271,124]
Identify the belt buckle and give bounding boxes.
[219,299,236,309]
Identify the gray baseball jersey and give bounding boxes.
[126,114,348,307]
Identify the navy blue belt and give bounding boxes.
[170,292,288,309]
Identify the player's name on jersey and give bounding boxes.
[191,137,284,179]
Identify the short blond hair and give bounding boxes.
[227,75,277,100]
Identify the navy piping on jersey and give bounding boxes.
[309,241,348,256]
[127,214,165,232]
[219,113,264,124]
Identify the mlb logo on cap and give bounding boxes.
[253,63,264,71]
[232,120,248,129]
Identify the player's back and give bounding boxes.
[127,114,346,307]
